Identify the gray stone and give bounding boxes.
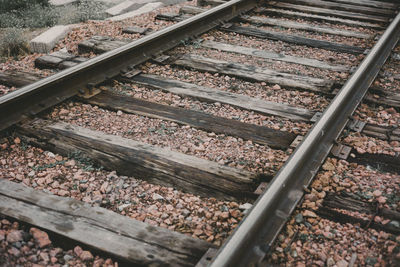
[63,254,74,262]
[295,213,304,224]
[106,2,163,21]
[122,26,150,35]
[106,0,146,16]
[49,0,77,6]
[388,220,400,228]
[6,230,23,243]
[182,209,191,217]
[30,25,73,53]
[326,257,335,267]
[152,193,164,201]
[238,203,252,210]
[118,203,131,211]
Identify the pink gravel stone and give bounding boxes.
[30,228,52,248]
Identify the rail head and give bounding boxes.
[208,11,400,267]
[0,0,259,132]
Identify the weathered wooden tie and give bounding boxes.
[198,0,225,7]
[174,54,335,93]
[266,1,390,24]
[0,70,42,88]
[276,0,395,17]
[327,0,398,10]
[82,89,297,148]
[347,150,400,174]
[221,24,366,54]
[126,73,315,121]
[257,7,384,29]
[365,92,400,108]
[0,179,213,266]
[201,40,350,72]
[78,36,130,54]
[179,5,205,15]
[18,119,262,200]
[318,191,400,235]
[239,15,373,39]
[35,51,88,70]
[122,26,151,35]
[362,123,400,142]
[324,191,400,222]
[155,13,189,22]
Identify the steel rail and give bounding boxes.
[209,11,400,267]
[0,0,258,132]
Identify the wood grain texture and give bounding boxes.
[179,5,205,15]
[362,123,400,142]
[276,0,394,16]
[78,36,130,54]
[0,71,42,88]
[266,1,389,23]
[317,206,399,235]
[201,40,350,72]
[128,73,315,121]
[327,0,398,10]
[347,149,400,174]
[222,24,365,55]
[174,54,334,93]
[84,89,297,148]
[19,120,261,200]
[0,179,212,266]
[323,191,400,221]
[257,7,384,29]
[365,93,400,108]
[35,51,88,70]
[240,15,372,39]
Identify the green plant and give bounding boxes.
[0,0,107,29]
[57,0,107,24]
[31,160,66,171]
[0,3,58,28]
[0,0,49,13]
[68,150,103,171]
[0,28,29,57]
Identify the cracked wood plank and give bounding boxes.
[127,73,315,121]
[240,15,372,39]
[0,179,213,266]
[257,7,384,29]
[266,1,389,24]
[85,89,297,148]
[18,119,261,200]
[174,54,335,93]
[221,24,366,55]
[276,0,394,17]
[201,40,350,72]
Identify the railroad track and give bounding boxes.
[0,0,399,266]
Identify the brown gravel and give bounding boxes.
[269,158,400,266]
[354,104,400,127]
[48,102,290,175]
[0,138,249,246]
[315,158,399,209]
[342,133,399,156]
[0,217,117,266]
